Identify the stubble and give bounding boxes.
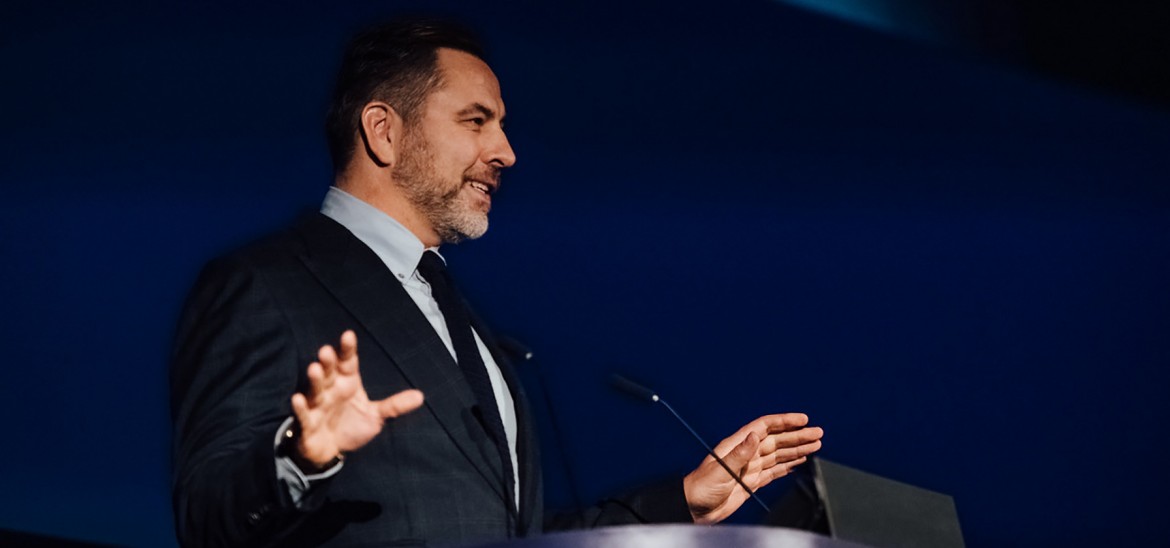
[391,127,489,244]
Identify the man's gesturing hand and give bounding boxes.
[289,330,424,469]
[682,413,823,524]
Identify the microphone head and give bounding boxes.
[498,335,534,361]
[609,374,659,403]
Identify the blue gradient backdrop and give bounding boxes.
[2,1,1168,546]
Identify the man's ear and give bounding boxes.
[359,101,404,167]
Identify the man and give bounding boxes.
[171,19,824,547]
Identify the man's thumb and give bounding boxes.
[723,431,760,470]
[378,389,425,418]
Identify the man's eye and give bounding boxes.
[467,117,486,126]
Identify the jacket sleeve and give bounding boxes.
[170,256,334,547]
[543,477,694,531]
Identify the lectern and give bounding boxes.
[473,524,869,548]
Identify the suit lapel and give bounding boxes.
[469,312,541,535]
[294,214,510,506]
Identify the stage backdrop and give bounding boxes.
[2,1,1167,546]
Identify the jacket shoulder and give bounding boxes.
[200,212,352,276]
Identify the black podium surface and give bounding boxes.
[471,524,870,548]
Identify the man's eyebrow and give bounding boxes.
[457,103,504,122]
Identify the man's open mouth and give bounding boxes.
[467,180,496,195]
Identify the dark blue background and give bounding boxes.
[2,1,1168,546]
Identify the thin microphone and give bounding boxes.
[609,374,771,513]
[497,336,533,361]
[610,374,658,403]
[498,335,584,511]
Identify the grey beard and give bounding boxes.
[432,195,488,244]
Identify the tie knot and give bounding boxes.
[417,250,447,279]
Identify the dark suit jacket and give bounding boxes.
[171,213,689,547]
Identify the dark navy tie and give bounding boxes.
[416,251,516,515]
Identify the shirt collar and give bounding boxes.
[320,186,444,280]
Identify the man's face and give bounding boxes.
[392,48,516,244]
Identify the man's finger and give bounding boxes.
[764,456,808,484]
[756,413,809,434]
[760,427,824,454]
[337,330,359,375]
[291,392,315,429]
[765,440,823,469]
[318,344,338,378]
[375,389,425,419]
[306,362,328,402]
[711,413,813,457]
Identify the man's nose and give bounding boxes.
[487,129,516,169]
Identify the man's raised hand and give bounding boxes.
[289,330,424,469]
[682,413,824,524]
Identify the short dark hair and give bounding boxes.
[325,18,485,173]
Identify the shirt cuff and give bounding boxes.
[273,416,344,506]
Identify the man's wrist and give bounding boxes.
[278,421,344,473]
